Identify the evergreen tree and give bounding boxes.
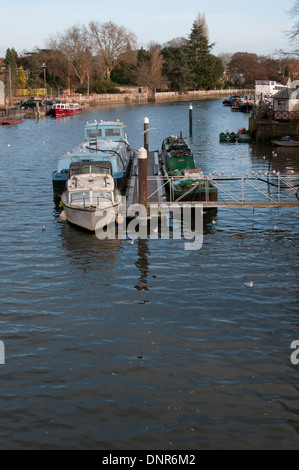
[161,45,190,92]
[27,60,43,88]
[4,48,19,91]
[187,21,213,89]
[186,20,223,90]
[4,48,19,69]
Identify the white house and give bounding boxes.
[273,88,299,120]
[0,81,4,107]
[255,80,290,99]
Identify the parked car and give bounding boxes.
[21,99,44,109]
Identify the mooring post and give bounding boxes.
[144,117,149,152]
[138,147,148,210]
[278,174,281,203]
[189,104,193,135]
[36,101,40,119]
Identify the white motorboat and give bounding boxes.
[61,161,122,232]
[52,120,133,200]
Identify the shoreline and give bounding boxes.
[0,89,253,122]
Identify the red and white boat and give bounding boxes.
[52,102,82,117]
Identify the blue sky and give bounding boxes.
[0,0,294,57]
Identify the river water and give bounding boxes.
[0,99,298,450]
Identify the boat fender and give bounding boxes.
[116,214,124,225]
[227,135,230,142]
[60,210,67,221]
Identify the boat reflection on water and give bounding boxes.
[59,215,123,263]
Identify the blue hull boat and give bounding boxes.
[52,120,133,200]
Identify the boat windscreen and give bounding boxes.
[71,192,92,204]
[92,191,113,203]
[69,161,112,176]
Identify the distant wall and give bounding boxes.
[155,89,254,102]
[70,89,254,105]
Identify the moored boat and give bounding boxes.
[230,95,243,106]
[272,137,299,147]
[237,133,253,143]
[61,161,122,232]
[52,120,133,200]
[236,128,254,143]
[52,102,82,117]
[219,129,253,143]
[223,98,232,107]
[223,95,244,107]
[231,103,241,112]
[0,118,24,125]
[219,131,237,143]
[160,135,217,202]
[238,102,254,113]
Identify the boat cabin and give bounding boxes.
[84,121,126,142]
[53,103,80,111]
[66,161,115,206]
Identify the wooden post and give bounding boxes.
[144,117,149,151]
[138,147,148,210]
[278,174,281,203]
[36,101,40,119]
[189,104,193,135]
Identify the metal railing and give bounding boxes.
[145,174,299,207]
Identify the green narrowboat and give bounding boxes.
[160,135,218,202]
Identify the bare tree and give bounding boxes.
[163,37,188,49]
[47,24,93,86]
[279,0,299,57]
[288,0,299,42]
[196,13,209,40]
[89,21,137,80]
[134,46,168,90]
[218,52,233,68]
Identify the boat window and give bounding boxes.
[93,191,113,203]
[70,192,92,204]
[105,128,121,137]
[89,166,111,174]
[86,129,103,138]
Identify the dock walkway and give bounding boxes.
[125,150,299,212]
[126,151,166,206]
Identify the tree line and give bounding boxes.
[1,12,298,97]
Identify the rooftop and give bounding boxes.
[273,88,299,100]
